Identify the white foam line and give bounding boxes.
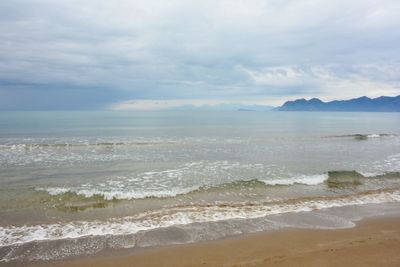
[36,186,200,200]
[1,190,400,248]
[262,174,328,186]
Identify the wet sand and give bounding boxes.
[28,216,400,267]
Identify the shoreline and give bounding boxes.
[23,214,400,267]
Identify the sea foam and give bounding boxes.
[2,189,399,249]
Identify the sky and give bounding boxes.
[0,0,399,110]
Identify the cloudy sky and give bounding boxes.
[0,0,399,110]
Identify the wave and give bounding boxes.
[0,137,245,151]
[31,174,329,202]
[35,171,400,205]
[262,174,328,186]
[326,171,364,187]
[2,188,400,249]
[36,174,329,203]
[328,133,396,140]
[195,175,328,192]
[0,141,175,150]
[37,186,199,201]
[326,171,400,188]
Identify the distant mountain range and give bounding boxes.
[276,95,400,112]
[172,104,275,111]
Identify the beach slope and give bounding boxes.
[29,216,400,267]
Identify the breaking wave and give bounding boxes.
[1,189,400,249]
[329,133,396,140]
[35,172,400,202]
[36,174,329,201]
[326,171,400,188]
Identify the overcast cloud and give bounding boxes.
[0,0,399,110]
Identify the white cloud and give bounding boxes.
[240,66,308,87]
[242,64,400,101]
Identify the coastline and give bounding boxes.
[24,214,400,267]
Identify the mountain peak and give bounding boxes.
[309,98,323,103]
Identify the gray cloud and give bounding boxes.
[0,0,399,110]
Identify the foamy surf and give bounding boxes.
[1,189,400,250]
[262,174,328,186]
[35,174,328,201]
[37,186,200,200]
[35,171,400,201]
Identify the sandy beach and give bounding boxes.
[24,216,400,267]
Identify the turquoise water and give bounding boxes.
[0,111,400,262]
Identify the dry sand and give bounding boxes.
[29,216,400,267]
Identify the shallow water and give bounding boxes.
[0,111,400,262]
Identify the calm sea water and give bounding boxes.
[1,111,400,262]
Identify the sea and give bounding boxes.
[0,110,400,263]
